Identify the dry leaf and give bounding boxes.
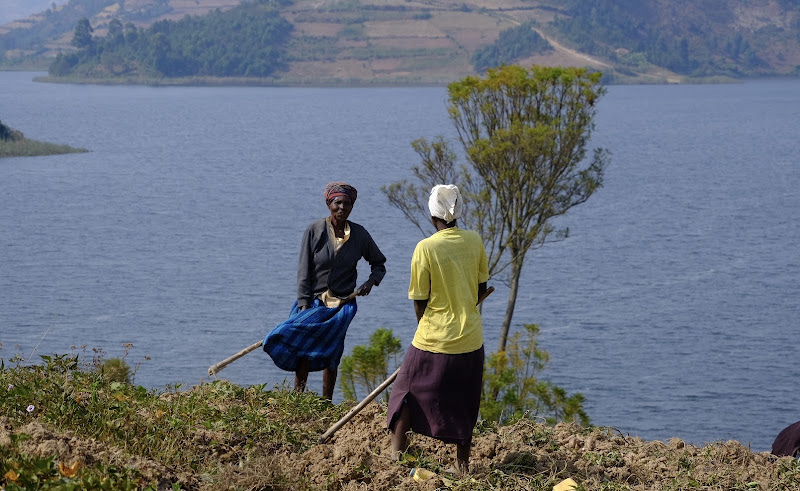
[58,460,81,478]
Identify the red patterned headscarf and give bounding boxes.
[324,182,358,205]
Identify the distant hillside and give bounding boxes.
[0,1,65,26]
[1,0,799,84]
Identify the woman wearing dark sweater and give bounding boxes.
[264,182,386,400]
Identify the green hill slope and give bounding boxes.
[3,355,800,489]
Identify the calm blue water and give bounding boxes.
[1,72,798,452]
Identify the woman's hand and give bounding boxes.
[356,279,376,296]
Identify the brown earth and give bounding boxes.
[2,403,795,490]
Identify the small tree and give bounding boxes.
[480,323,589,426]
[106,18,124,47]
[339,328,402,401]
[124,23,139,45]
[72,17,94,50]
[0,120,12,141]
[383,65,610,352]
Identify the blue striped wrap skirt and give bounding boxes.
[263,298,357,372]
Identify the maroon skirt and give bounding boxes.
[386,345,484,446]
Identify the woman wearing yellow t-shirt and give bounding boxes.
[387,184,488,474]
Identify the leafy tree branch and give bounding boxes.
[383,65,611,352]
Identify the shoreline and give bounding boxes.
[7,67,797,87]
[28,72,766,88]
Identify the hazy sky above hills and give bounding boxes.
[0,1,66,26]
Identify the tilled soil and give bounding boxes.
[2,404,794,490]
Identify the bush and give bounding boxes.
[339,328,402,401]
[0,120,12,141]
[481,323,590,426]
[96,357,131,383]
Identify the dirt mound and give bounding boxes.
[2,404,794,490]
[215,403,790,490]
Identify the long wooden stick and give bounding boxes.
[318,285,494,443]
[208,340,263,376]
[319,366,401,443]
[208,291,360,377]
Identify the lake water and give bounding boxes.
[1,72,799,452]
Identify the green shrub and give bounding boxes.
[0,120,12,141]
[339,328,402,401]
[96,357,131,383]
[481,323,590,426]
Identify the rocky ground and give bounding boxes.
[3,401,798,490]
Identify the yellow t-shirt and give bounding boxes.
[409,227,489,354]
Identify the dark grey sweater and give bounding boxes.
[296,218,387,308]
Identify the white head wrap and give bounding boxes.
[428,184,464,223]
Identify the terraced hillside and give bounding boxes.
[2,0,799,84]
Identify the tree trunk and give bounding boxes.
[497,256,523,352]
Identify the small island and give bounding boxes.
[0,119,88,158]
